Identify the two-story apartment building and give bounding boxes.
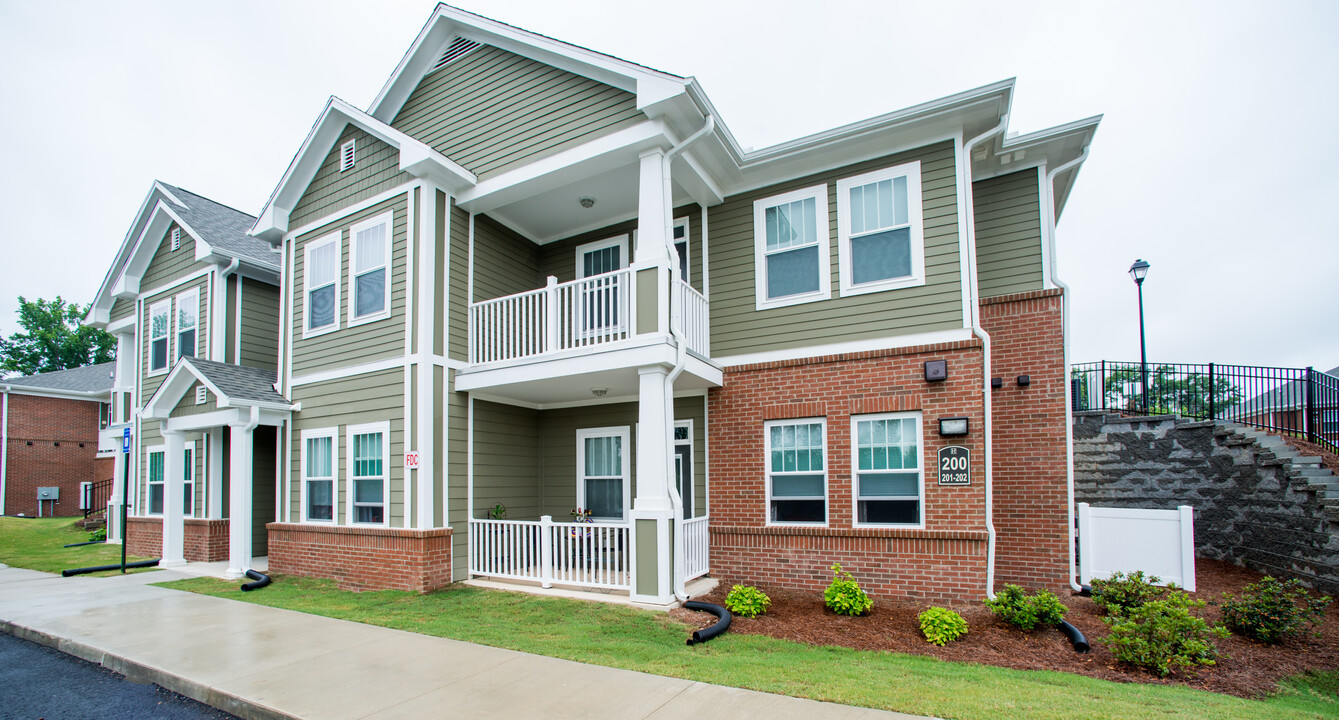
[90,5,1099,604]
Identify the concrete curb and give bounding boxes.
[0,618,291,720]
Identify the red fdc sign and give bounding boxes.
[404,451,420,469]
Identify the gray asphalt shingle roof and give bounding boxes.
[4,363,114,394]
[160,183,279,271]
[184,358,287,406]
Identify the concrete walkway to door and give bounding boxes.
[0,565,934,720]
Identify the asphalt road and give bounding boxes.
[0,632,238,720]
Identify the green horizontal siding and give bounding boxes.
[974,168,1044,298]
[130,422,208,519]
[288,368,406,527]
[448,203,470,362]
[171,382,217,417]
[447,372,468,579]
[473,214,541,301]
[708,141,964,357]
[239,278,280,370]
[142,223,208,291]
[472,399,541,520]
[291,194,409,377]
[391,45,644,179]
[110,298,135,323]
[290,124,413,231]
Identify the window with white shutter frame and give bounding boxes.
[175,288,198,360]
[303,233,341,337]
[340,140,356,172]
[148,300,171,374]
[753,185,830,310]
[349,212,392,324]
[836,162,925,296]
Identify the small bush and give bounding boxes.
[88,527,106,542]
[1090,570,1168,615]
[985,584,1067,630]
[1101,591,1228,676]
[919,607,968,646]
[724,584,771,618]
[1221,576,1331,645]
[824,563,873,616]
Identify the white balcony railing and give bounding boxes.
[469,269,634,365]
[682,514,710,580]
[675,280,709,357]
[469,516,631,590]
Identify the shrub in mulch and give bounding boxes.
[673,559,1339,699]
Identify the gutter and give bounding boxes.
[961,117,1009,600]
[1,385,9,515]
[1045,149,1091,593]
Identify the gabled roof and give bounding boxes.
[251,97,476,242]
[143,357,289,419]
[3,363,114,400]
[85,182,278,328]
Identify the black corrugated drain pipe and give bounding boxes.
[62,559,160,577]
[684,601,731,645]
[63,540,107,548]
[241,569,272,591]
[1057,620,1090,653]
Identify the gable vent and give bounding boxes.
[340,139,356,172]
[431,37,481,72]
[171,227,181,251]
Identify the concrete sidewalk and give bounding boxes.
[0,565,931,720]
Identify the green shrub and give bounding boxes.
[984,584,1067,630]
[724,584,771,618]
[1221,576,1331,644]
[1101,591,1228,676]
[1090,570,1168,615]
[88,527,106,542]
[919,607,968,646]
[823,563,873,616]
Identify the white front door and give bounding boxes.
[575,236,629,336]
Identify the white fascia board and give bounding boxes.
[142,360,213,419]
[87,184,180,327]
[3,386,111,403]
[112,201,205,301]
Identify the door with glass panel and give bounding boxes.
[576,237,626,338]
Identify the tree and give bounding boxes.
[1100,364,1242,417]
[0,297,116,378]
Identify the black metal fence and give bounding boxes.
[1071,361,1339,454]
[82,478,113,520]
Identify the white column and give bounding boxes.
[225,420,255,579]
[635,149,673,266]
[161,430,186,566]
[207,428,224,519]
[416,184,440,530]
[635,366,672,512]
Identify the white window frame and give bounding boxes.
[182,441,196,519]
[347,211,393,326]
[302,232,341,338]
[850,411,924,529]
[576,426,631,523]
[836,161,925,296]
[574,235,629,278]
[175,287,199,360]
[301,427,338,524]
[764,417,828,527]
[147,299,172,375]
[145,445,166,516]
[674,419,693,519]
[753,184,831,311]
[345,421,390,527]
[672,217,690,283]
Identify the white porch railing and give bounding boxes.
[470,516,631,590]
[682,515,710,580]
[469,269,634,365]
[675,280,710,357]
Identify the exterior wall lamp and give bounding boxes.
[938,417,969,436]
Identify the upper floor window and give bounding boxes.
[852,412,923,527]
[148,300,171,374]
[349,212,392,323]
[753,185,829,310]
[176,288,198,360]
[304,233,340,335]
[348,422,388,525]
[765,418,826,525]
[836,162,924,296]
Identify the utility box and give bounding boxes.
[37,487,59,501]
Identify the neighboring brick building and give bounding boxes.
[1,364,113,518]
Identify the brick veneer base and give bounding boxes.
[125,516,231,562]
[125,517,162,558]
[2,393,102,518]
[267,523,453,593]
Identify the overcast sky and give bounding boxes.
[1,0,1335,369]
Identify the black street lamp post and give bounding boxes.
[1129,259,1150,413]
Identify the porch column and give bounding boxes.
[225,417,256,579]
[161,429,186,566]
[631,365,675,605]
[206,428,224,519]
[635,149,673,266]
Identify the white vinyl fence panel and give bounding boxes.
[1078,503,1196,592]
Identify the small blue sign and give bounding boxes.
[122,427,132,454]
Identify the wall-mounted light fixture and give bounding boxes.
[591,387,608,398]
[1017,375,1031,387]
[924,360,947,382]
[579,196,596,209]
[990,377,1003,389]
[938,417,969,436]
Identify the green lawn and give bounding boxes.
[158,575,1339,720]
[0,516,155,576]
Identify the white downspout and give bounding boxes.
[961,117,1008,600]
[662,114,714,603]
[1045,149,1090,592]
[1,385,10,516]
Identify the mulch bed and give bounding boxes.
[671,559,1339,699]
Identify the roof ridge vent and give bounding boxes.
[431,37,481,72]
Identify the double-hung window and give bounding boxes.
[182,442,195,517]
[852,412,923,526]
[148,300,171,374]
[577,427,630,522]
[765,419,826,525]
[836,162,924,295]
[302,428,337,522]
[146,447,165,515]
[304,233,340,335]
[753,185,829,310]
[347,422,388,525]
[349,212,392,323]
[176,288,198,360]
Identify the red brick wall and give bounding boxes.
[707,340,991,603]
[980,289,1072,590]
[125,516,231,562]
[125,516,162,558]
[267,523,453,593]
[3,393,102,517]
